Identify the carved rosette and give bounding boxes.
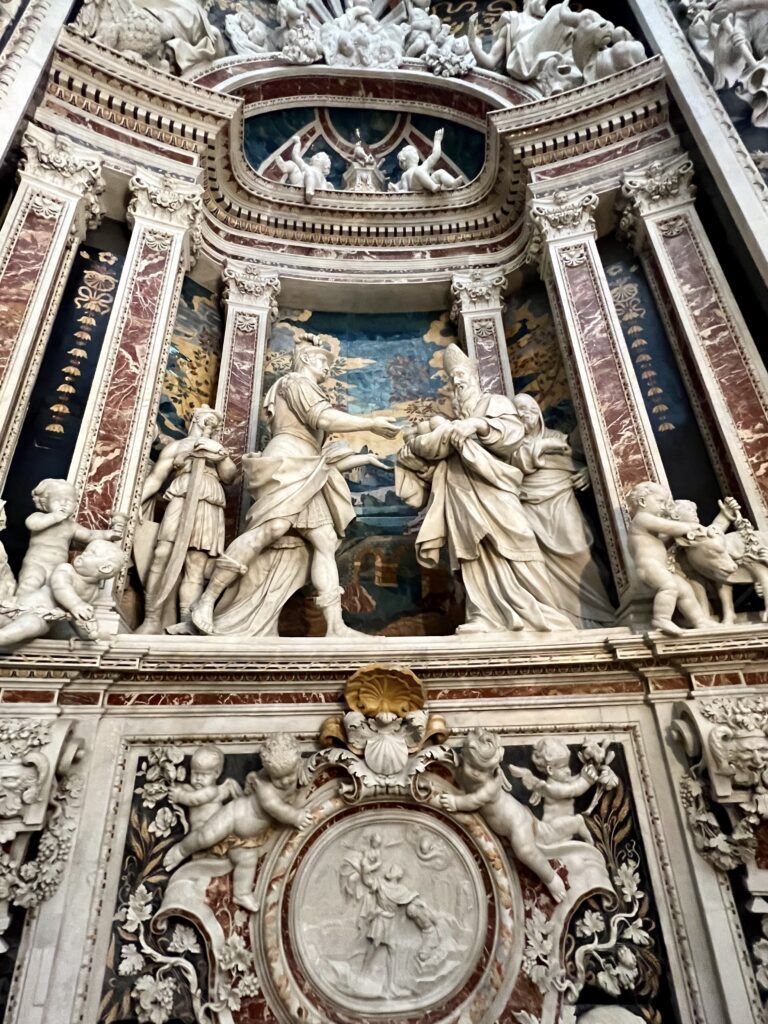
[526,189,598,274]
[127,172,204,267]
[619,154,696,252]
[20,125,105,235]
[222,259,281,321]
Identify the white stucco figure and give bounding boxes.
[169,745,242,829]
[73,0,226,75]
[0,539,126,648]
[16,478,121,598]
[626,481,718,635]
[273,135,334,202]
[395,345,573,634]
[224,10,271,55]
[277,0,321,63]
[510,393,614,627]
[438,728,568,902]
[674,495,768,623]
[189,333,398,638]
[388,129,465,193]
[320,0,406,69]
[164,734,310,912]
[134,405,238,635]
[682,0,768,126]
[0,502,16,605]
[467,0,644,95]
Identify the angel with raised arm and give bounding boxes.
[388,129,465,193]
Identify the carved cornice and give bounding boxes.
[450,269,506,319]
[20,125,105,230]
[128,173,204,263]
[222,260,281,319]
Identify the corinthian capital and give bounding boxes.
[621,153,696,218]
[128,172,204,233]
[222,260,281,320]
[20,125,105,230]
[526,189,598,272]
[450,269,506,319]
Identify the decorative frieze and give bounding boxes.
[621,153,768,529]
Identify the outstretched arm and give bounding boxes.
[257,781,309,828]
[50,565,93,620]
[315,407,399,438]
[467,13,506,69]
[423,128,444,173]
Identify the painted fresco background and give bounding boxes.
[157,277,223,441]
[263,308,464,636]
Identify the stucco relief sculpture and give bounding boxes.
[342,129,387,192]
[164,734,310,912]
[510,394,614,627]
[682,0,768,127]
[277,0,322,63]
[320,0,406,69]
[626,481,768,631]
[133,404,238,635]
[388,128,465,193]
[273,134,334,202]
[0,719,82,952]
[0,479,125,648]
[395,344,573,634]
[467,0,645,96]
[190,333,398,637]
[72,0,226,75]
[224,9,271,55]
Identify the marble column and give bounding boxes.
[450,269,513,395]
[69,171,203,546]
[620,153,768,530]
[217,260,280,537]
[528,189,667,598]
[0,125,104,485]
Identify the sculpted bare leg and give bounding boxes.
[302,524,364,638]
[191,518,292,634]
[136,539,173,634]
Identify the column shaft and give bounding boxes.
[529,190,667,596]
[0,126,103,485]
[217,261,280,537]
[69,173,202,549]
[622,154,768,529]
[450,270,513,395]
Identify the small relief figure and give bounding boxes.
[388,129,465,193]
[438,728,567,902]
[164,734,311,913]
[224,9,271,54]
[0,501,16,604]
[626,481,718,635]
[134,405,238,635]
[674,495,768,624]
[278,0,322,63]
[16,478,122,598]
[508,737,618,844]
[0,539,126,648]
[510,393,614,628]
[273,135,335,202]
[169,745,242,830]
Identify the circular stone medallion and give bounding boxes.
[289,807,487,1017]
